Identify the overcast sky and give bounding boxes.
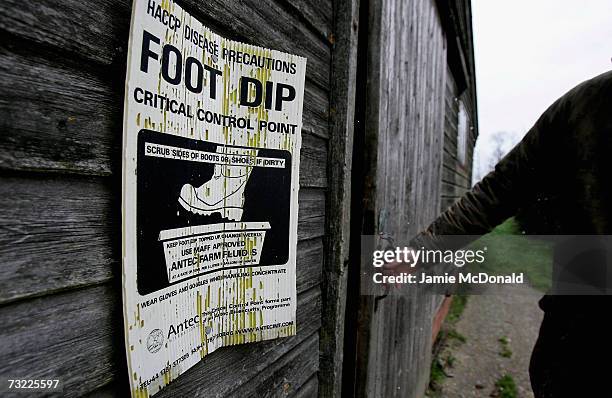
[471,0,612,180]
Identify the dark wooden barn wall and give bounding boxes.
[319,0,360,396]
[451,0,478,122]
[357,0,447,397]
[440,68,476,211]
[0,0,335,396]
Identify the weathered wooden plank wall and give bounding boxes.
[0,0,342,396]
[441,69,476,210]
[0,0,478,396]
[356,0,447,397]
[319,0,360,396]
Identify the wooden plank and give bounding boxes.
[297,215,325,241]
[295,239,324,294]
[293,375,318,398]
[0,284,122,397]
[301,134,329,189]
[354,0,449,396]
[442,150,470,179]
[228,332,319,397]
[0,175,117,303]
[0,0,330,89]
[303,84,331,140]
[0,284,321,397]
[441,181,459,198]
[283,0,333,42]
[0,175,325,304]
[0,2,332,398]
[179,0,331,89]
[444,123,459,148]
[442,164,470,187]
[319,0,360,396]
[0,44,329,177]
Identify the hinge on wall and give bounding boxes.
[373,232,395,311]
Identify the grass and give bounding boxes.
[427,354,457,397]
[494,374,518,398]
[447,329,467,344]
[426,295,469,396]
[498,336,512,358]
[446,294,468,323]
[469,218,554,292]
[429,358,446,387]
[427,218,543,396]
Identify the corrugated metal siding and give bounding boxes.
[0,0,332,396]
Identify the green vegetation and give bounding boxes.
[494,374,518,398]
[498,336,512,358]
[489,218,523,235]
[446,294,468,324]
[470,218,553,292]
[426,295,468,396]
[427,354,456,397]
[429,358,446,388]
[427,217,548,396]
[447,329,467,344]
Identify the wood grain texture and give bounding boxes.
[355,0,449,397]
[319,0,360,396]
[0,43,330,183]
[0,0,331,88]
[0,0,334,396]
[0,284,123,397]
[283,0,333,42]
[0,284,322,398]
[440,68,474,210]
[0,174,325,304]
[228,331,319,397]
[293,375,318,398]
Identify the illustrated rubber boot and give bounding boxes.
[179,146,258,221]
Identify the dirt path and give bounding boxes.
[438,285,544,398]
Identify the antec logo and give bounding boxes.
[146,329,164,353]
[167,315,200,339]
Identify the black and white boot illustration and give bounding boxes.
[179,146,257,221]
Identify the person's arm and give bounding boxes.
[410,96,567,250]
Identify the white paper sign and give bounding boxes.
[121,0,306,395]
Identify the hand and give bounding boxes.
[381,247,419,288]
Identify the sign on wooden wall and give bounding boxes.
[122,0,306,395]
